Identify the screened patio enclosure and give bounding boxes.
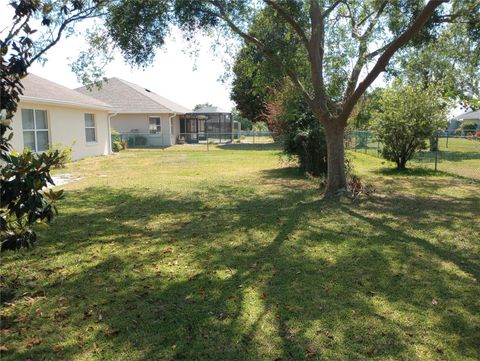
[179,106,239,143]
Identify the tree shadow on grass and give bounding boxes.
[2,178,479,360]
[374,167,452,177]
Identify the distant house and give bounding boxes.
[180,106,239,143]
[77,78,238,146]
[9,74,113,160]
[455,109,480,124]
[76,78,190,147]
[452,109,480,134]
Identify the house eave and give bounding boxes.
[110,110,186,115]
[19,96,113,111]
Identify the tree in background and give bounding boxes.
[193,103,214,111]
[391,5,480,111]
[231,108,252,131]
[80,0,466,195]
[1,0,102,250]
[348,89,384,130]
[230,45,269,124]
[371,83,447,170]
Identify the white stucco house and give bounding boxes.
[9,74,114,160]
[76,78,191,147]
[76,78,238,146]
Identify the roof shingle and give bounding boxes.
[76,78,191,114]
[20,73,112,109]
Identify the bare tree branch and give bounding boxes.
[28,6,101,66]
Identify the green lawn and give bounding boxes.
[1,146,479,360]
[356,137,480,180]
[412,137,480,180]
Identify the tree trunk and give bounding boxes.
[324,122,347,195]
[397,158,407,170]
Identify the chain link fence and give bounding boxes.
[346,130,480,180]
[117,131,280,150]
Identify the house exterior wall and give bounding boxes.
[10,101,110,161]
[111,113,180,146]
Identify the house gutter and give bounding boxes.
[168,113,177,146]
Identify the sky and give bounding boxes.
[0,2,236,111]
[0,1,467,117]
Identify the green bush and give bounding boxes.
[372,83,447,170]
[1,149,64,251]
[112,140,123,152]
[274,88,327,176]
[461,122,477,131]
[288,124,327,176]
[46,143,73,168]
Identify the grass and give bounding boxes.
[355,137,480,180]
[412,137,480,180]
[1,146,479,360]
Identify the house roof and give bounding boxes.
[76,78,191,114]
[191,106,229,114]
[20,73,113,110]
[455,109,480,120]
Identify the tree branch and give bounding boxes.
[308,0,328,117]
[207,1,314,106]
[359,0,388,40]
[264,0,309,47]
[27,6,100,66]
[322,0,343,18]
[338,0,448,122]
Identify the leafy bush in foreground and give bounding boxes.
[1,149,64,251]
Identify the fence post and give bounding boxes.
[434,132,439,171]
[446,133,449,148]
[253,132,255,144]
[207,134,209,151]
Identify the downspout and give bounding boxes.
[107,111,118,154]
[168,113,177,146]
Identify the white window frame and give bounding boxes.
[149,116,162,134]
[22,108,49,153]
[85,113,97,143]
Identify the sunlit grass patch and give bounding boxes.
[1,147,479,360]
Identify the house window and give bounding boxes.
[85,113,97,142]
[22,109,49,152]
[149,117,161,133]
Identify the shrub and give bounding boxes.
[371,83,447,170]
[454,128,463,135]
[461,122,477,131]
[111,129,125,152]
[112,140,123,152]
[264,86,327,176]
[46,143,73,167]
[1,149,64,251]
[289,124,327,176]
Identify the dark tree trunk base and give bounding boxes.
[324,123,347,196]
